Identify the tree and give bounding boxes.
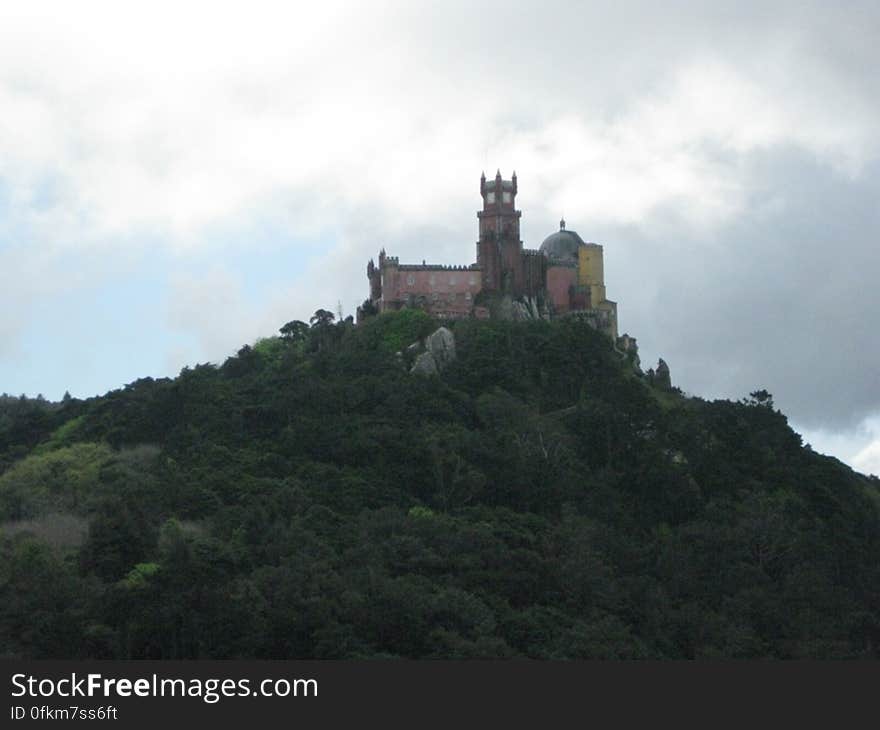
[310,309,335,328]
[746,389,774,408]
[80,498,156,582]
[309,309,337,352]
[279,320,309,344]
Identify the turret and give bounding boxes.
[476,170,524,294]
[368,253,383,304]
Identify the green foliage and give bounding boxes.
[310,309,336,328]
[279,320,309,343]
[0,443,113,520]
[41,415,87,452]
[122,562,161,590]
[0,393,78,472]
[357,308,436,354]
[252,337,286,368]
[0,311,878,659]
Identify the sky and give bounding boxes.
[0,1,878,475]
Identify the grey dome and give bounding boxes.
[540,219,585,262]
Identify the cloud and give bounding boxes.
[607,149,880,431]
[166,267,256,364]
[799,416,880,477]
[1,2,877,251]
[854,441,880,477]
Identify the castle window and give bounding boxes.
[486,192,495,204]
[449,275,456,285]
[406,274,415,286]
[429,274,435,286]
[465,291,472,301]
[503,191,511,203]
[469,275,476,286]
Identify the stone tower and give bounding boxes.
[476,170,523,294]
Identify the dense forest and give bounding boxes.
[1,310,878,659]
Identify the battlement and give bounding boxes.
[396,263,475,272]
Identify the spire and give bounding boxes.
[480,170,486,181]
[495,168,501,179]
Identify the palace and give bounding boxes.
[362,171,619,339]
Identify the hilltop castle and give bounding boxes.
[362,170,620,340]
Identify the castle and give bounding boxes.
[362,170,620,340]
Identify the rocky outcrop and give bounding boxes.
[409,326,456,376]
[511,296,544,320]
[655,358,671,389]
[411,351,439,375]
[489,294,549,321]
[426,327,456,368]
[647,358,672,389]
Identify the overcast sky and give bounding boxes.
[1,1,878,474]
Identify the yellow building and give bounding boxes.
[540,220,618,338]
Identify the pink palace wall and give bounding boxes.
[383,267,483,318]
[546,266,576,313]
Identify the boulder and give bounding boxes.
[425,327,456,369]
[410,326,456,375]
[411,351,439,375]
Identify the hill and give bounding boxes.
[1,311,878,658]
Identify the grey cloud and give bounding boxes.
[598,148,880,429]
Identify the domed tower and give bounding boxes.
[539,218,586,262]
[540,219,617,336]
[540,218,585,314]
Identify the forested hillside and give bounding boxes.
[1,311,878,658]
